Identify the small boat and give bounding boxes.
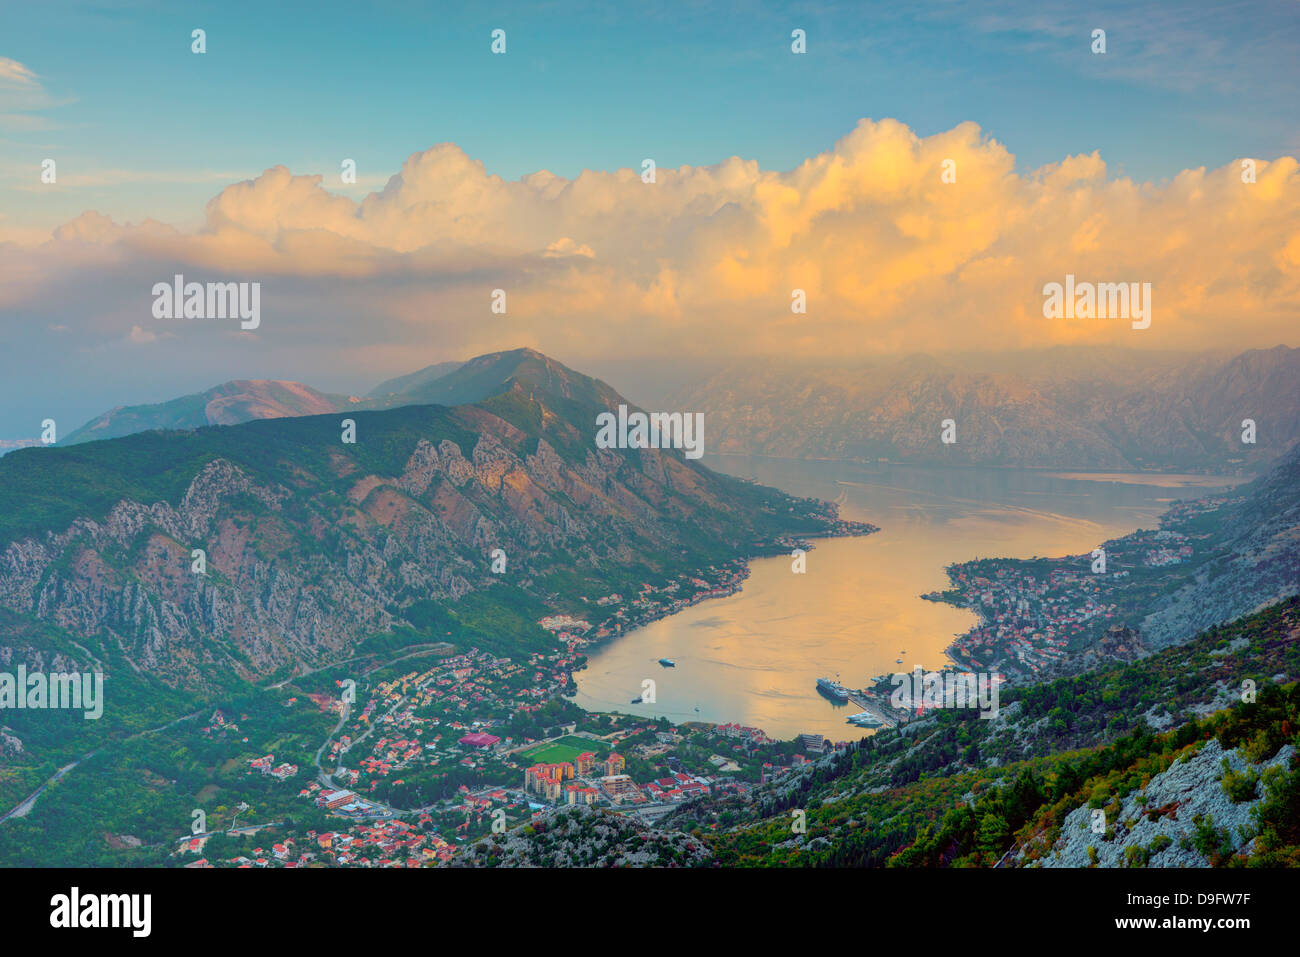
[658,658,676,667]
[895,658,903,664]
[630,696,643,704]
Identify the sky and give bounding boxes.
[1,0,1298,435]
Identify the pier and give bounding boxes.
[845,692,898,729]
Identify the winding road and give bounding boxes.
[0,709,203,823]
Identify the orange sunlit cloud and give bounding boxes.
[4,117,1299,359]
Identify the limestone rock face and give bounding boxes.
[0,388,839,689]
[1027,739,1296,868]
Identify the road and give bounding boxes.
[311,681,458,818]
[175,823,284,844]
[0,709,203,823]
[0,755,93,823]
[313,696,353,790]
[269,642,455,690]
[3,640,459,831]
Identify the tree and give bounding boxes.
[977,811,1010,857]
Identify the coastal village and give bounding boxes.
[926,496,1223,682]
[171,490,1254,868]
[177,561,850,868]
[844,494,1236,722]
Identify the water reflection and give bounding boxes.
[570,459,1246,742]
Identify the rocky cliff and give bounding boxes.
[0,352,848,690]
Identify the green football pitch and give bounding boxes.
[521,736,605,764]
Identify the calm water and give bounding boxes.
[570,458,1248,742]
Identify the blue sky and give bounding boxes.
[1,1,1297,438]
[4,0,1298,232]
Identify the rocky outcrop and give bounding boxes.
[456,804,712,868]
[1026,739,1296,867]
[0,384,836,689]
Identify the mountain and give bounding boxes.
[63,380,359,445]
[0,349,861,690]
[366,361,464,400]
[370,348,618,410]
[66,347,1300,473]
[1139,441,1300,646]
[60,350,586,445]
[669,346,1300,473]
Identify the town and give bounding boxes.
[174,563,853,868]
[927,495,1230,682]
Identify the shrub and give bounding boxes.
[1220,758,1260,803]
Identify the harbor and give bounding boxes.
[844,690,899,729]
[572,458,1211,741]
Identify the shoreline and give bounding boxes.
[568,458,1230,732]
[565,520,881,740]
[570,507,879,657]
[705,451,1262,480]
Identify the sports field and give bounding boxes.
[521,735,605,764]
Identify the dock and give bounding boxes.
[845,692,898,729]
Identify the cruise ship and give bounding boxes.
[847,711,883,727]
[816,677,850,702]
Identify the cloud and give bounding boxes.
[0,112,54,131]
[544,237,595,258]
[0,55,73,128]
[3,117,1299,373]
[0,57,39,87]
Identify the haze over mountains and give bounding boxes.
[669,346,1300,473]
[59,352,596,446]
[63,380,360,445]
[23,345,1300,695]
[57,346,1300,477]
[366,361,465,401]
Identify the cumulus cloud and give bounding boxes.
[3,118,1299,373]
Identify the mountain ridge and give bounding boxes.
[668,346,1300,473]
[0,350,864,691]
[63,379,362,445]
